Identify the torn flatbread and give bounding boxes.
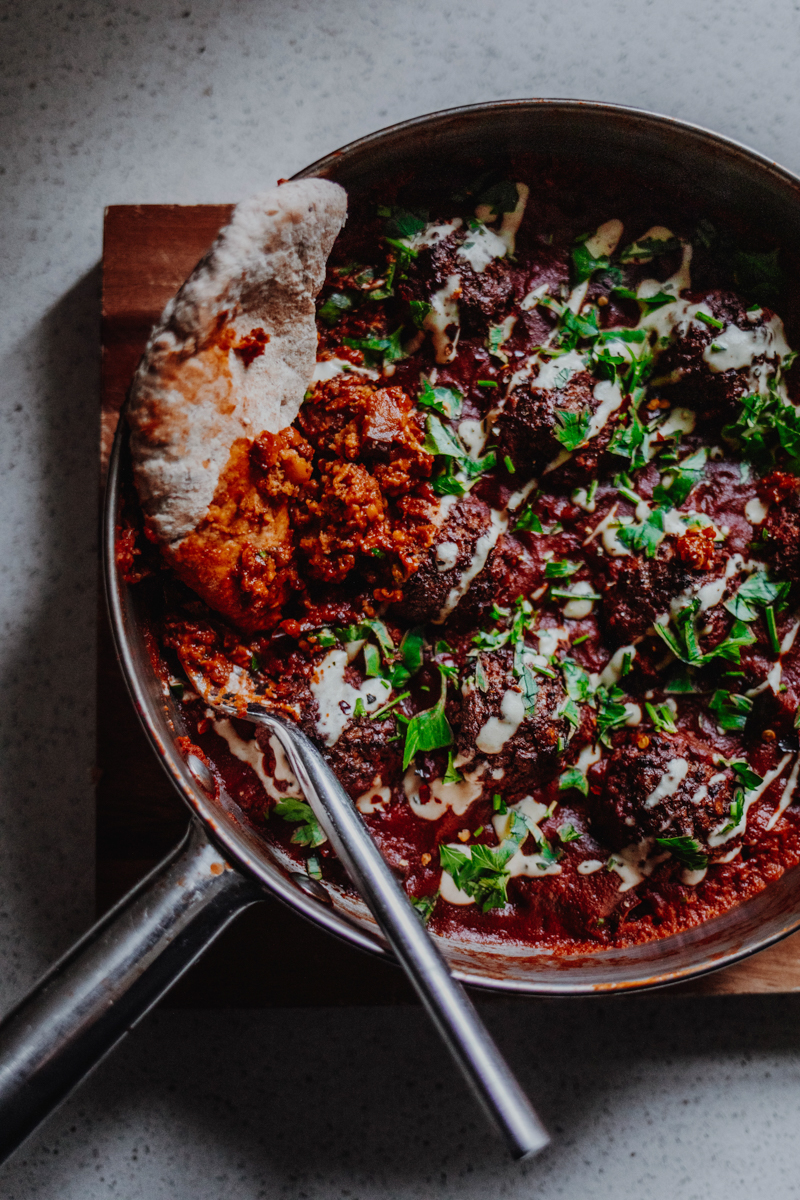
[127,178,348,547]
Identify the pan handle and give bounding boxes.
[0,818,263,1165]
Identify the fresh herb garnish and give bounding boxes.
[401,668,454,770]
[652,448,707,507]
[273,797,326,848]
[708,690,753,732]
[616,507,665,559]
[439,842,517,912]
[558,767,589,796]
[558,823,582,843]
[343,327,406,365]
[544,559,580,579]
[695,309,725,331]
[409,299,432,328]
[318,291,355,325]
[654,836,708,871]
[571,235,610,284]
[553,409,590,452]
[417,379,463,419]
[645,702,677,733]
[410,892,439,924]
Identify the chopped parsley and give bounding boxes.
[571,234,611,285]
[645,702,677,733]
[708,690,753,732]
[343,327,406,365]
[417,379,463,419]
[400,668,453,770]
[409,299,432,328]
[273,797,326,848]
[655,599,756,667]
[439,842,518,912]
[544,559,580,579]
[558,823,582,843]
[558,767,589,796]
[410,892,439,923]
[655,836,708,871]
[695,309,725,331]
[553,409,590,452]
[318,291,355,325]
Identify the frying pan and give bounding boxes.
[2,97,800,1163]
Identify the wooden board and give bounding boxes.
[99,204,800,1002]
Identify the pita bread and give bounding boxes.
[127,178,348,547]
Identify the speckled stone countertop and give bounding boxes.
[2,1,800,1196]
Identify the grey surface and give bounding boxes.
[2,0,800,1194]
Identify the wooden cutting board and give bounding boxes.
[99,204,800,1002]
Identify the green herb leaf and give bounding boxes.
[572,237,611,285]
[410,892,439,924]
[439,842,517,912]
[645,702,677,733]
[476,180,520,216]
[343,327,406,365]
[558,768,589,796]
[402,669,454,770]
[553,409,591,452]
[708,690,753,732]
[695,309,725,331]
[515,505,544,533]
[724,571,788,623]
[619,235,681,263]
[423,413,464,458]
[616,507,665,559]
[544,559,580,579]
[418,379,463,419]
[558,823,582,843]
[654,836,708,871]
[273,797,327,848]
[409,299,432,328]
[731,760,764,791]
[443,750,463,785]
[363,642,381,678]
[561,657,593,704]
[652,448,707,507]
[596,685,630,745]
[318,291,355,326]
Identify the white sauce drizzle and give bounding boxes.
[312,357,379,382]
[356,780,392,814]
[435,508,508,623]
[409,219,463,249]
[404,766,482,821]
[562,580,597,620]
[458,418,487,458]
[645,758,689,809]
[709,754,793,846]
[476,688,526,754]
[457,222,507,273]
[578,859,605,875]
[745,496,770,525]
[435,541,460,572]
[498,183,530,254]
[310,649,391,746]
[702,315,792,393]
[766,754,800,831]
[424,274,462,363]
[600,645,637,687]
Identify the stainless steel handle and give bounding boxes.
[263,714,550,1161]
[0,819,263,1165]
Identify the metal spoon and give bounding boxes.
[186,667,549,1160]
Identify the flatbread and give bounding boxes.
[127,178,348,546]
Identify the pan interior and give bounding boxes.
[106,99,800,995]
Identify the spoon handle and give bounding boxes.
[265,714,549,1161]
